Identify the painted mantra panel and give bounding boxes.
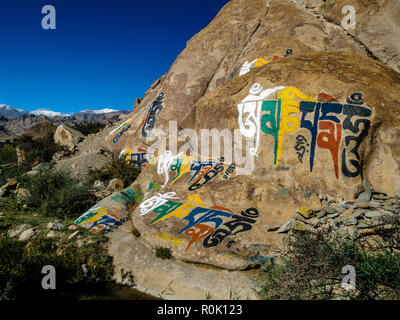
[157,152,229,189]
[75,188,141,234]
[119,148,154,171]
[140,193,259,251]
[75,207,128,234]
[238,85,372,178]
[239,50,293,76]
[141,91,165,138]
[239,58,271,76]
[105,119,132,144]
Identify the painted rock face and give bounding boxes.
[76,0,400,270]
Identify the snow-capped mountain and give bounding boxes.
[77,108,119,114]
[0,105,131,138]
[30,109,70,118]
[0,105,128,119]
[0,104,28,118]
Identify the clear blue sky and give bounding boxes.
[0,0,230,113]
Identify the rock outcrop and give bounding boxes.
[317,0,400,73]
[54,124,85,150]
[72,0,400,297]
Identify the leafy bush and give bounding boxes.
[0,141,17,165]
[18,169,96,218]
[0,165,26,187]
[72,123,106,136]
[0,233,113,300]
[155,247,172,260]
[88,157,140,187]
[14,134,64,166]
[254,224,400,300]
[131,225,141,238]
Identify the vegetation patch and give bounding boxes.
[155,247,172,260]
[72,123,106,136]
[0,232,113,300]
[131,225,141,238]
[18,169,96,219]
[254,224,400,300]
[88,157,139,188]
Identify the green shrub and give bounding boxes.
[0,165,26,187]
[0,141,17,165]
[0,140,26,186]
[155,247,172,260]
[131,225,141,238]
[88,157,139,187]
[14,134,64,166]
[0,233,113,300]
[254,224,400,300]
[18,169,96,219]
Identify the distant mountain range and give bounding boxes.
[0,105,29,118]
[0,104,131,139]
[0,104,124,119]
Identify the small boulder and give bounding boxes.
[324,205,337,214]
[365,211,384,219]
[372,194,391,200]
[369,200,384,208]
[316,210,327,218]
[276,218,296,234]
[46,230,60,238]
[47,222,64,231]
[107,178,124,192]
[294,221,317,234]
[0,179,17,197]
[343,217,358,226]
[67,230,79,240]
[355,200,370,209]
[25,171,39,177]
[54,124,85,150]
[329,203,346,213]
[16,188,31,200]
[93,180,105,190]
[8,224,31,238]
[75,239,84,248]
[357,179,372,201]
[327,212,340,219]
[307,217,320,227]
[298,207,314,219]
[337,208,366,223]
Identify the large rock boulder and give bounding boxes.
[103,0,368,157]
[75,0,400,273]
[127,51,400,269]
[317,0,400,73]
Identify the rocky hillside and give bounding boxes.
[50,0,400,299]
